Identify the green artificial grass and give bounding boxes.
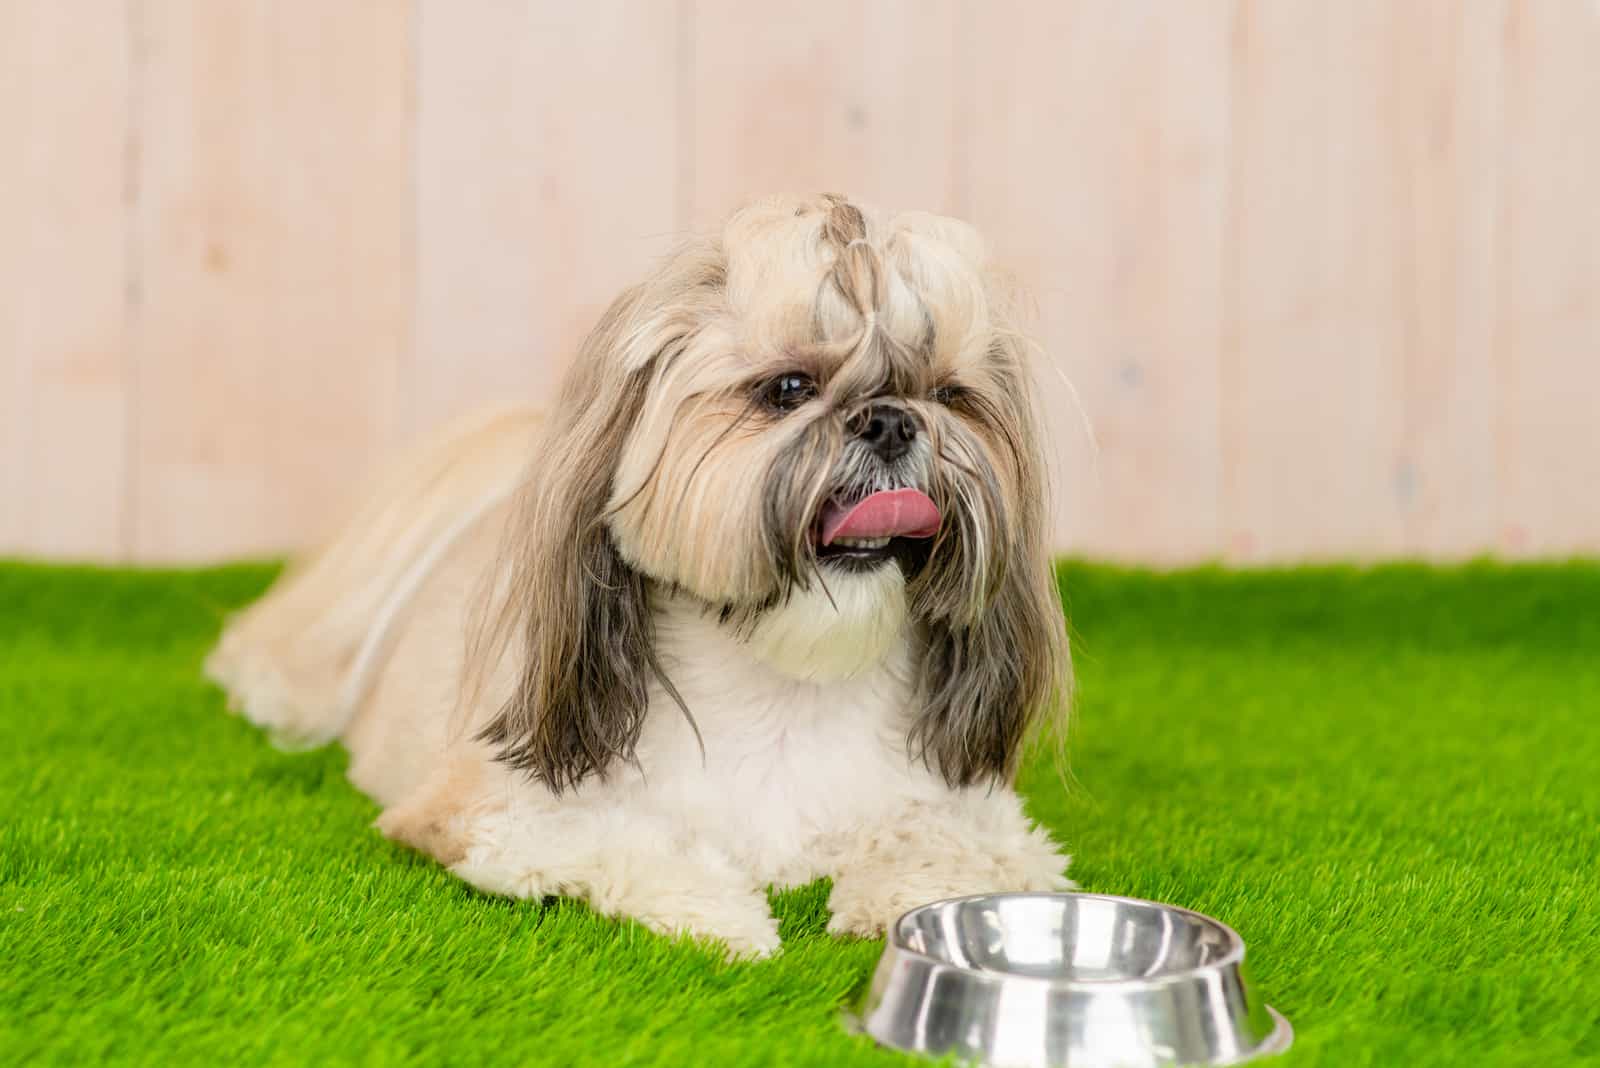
[2,559,1598,1066]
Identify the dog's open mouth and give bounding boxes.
[812,488,940,571]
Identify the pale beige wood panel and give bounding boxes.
[1493,1,1600,557]
[1393,0,1506,557]
[413,0,680,435]
[132,1,412,561]
[1222,0,1408,561]
[970,2,1232,560]
[0,4,129,558]
[686,0,962,227]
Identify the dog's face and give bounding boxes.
[480,195,1067,793]
[604,196,1038,666]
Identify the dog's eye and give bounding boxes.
[930,383,966,406]
[762,372,818,412]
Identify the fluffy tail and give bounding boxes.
[206,407,541,748]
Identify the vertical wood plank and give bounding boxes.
[132,1,412,560]
[0,3,129,558]
[1393,0,1506,558]
[413,0,680,435]
[686,0,962,226]
[971,1,1232,560]
[1493,0,1600,557]
[1222,0,1409,561]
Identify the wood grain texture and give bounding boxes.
[686,0,963,226]
[1222,0,1410,561]
[1493,0,1600,557]
[971,1,1232,562]
[412,0,680,436]
[131,1,411,561]
[0,3,130,558]
[1392,0,1506,557]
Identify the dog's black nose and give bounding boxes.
[857,403,918,462]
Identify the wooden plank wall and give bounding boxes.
[0,3,130,559]
[131,2,413,559]
[1,0,1596,564]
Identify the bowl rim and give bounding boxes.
[885,891,1250,992]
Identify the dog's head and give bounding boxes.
[478,194,1068,792]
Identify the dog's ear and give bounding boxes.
[909,344,1070,788]
[910,549,1068,787]
[472,252,718,793]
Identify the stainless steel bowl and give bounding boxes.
[859,893,1292,1068]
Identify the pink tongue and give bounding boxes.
[819,488,941,546]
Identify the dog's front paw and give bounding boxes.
[453,823,784,961]
[826,878,910,939]
[638,906,783,961]
[601,847,784,960]
[827,838,1074,939]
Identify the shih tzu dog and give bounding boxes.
[208,194,1072,957]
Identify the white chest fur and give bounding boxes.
[466,575,952,888]
[623,587,946,884]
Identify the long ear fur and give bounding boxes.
[910,334,1071,788]
[911,548,1068,787]
[470,254,716,793]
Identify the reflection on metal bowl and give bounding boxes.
[859,892,1292,1068]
